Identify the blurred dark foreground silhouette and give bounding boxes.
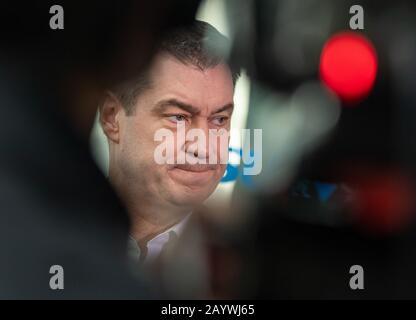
[0,1,200,299]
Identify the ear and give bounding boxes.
[99,91,123,144]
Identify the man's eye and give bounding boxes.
[212,116,228,126]
[168,115,187,123]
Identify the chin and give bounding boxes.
[165,183,216,207]
[171,189,212,206]
[163,167,223,206]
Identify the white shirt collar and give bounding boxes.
[128,213,191,264]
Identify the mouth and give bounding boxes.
[173,164,217,173]
[168,164,218,186]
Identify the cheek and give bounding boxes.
[123,119,159,156]
[118,131,154,177]
[211,134,230,163]
[212,164,227,183]
[219,164,227,176]
[120,132,142,163]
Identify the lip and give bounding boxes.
[168,166,216,185]
[173,164,217,173]
[175,167,212,173]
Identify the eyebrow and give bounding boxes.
[152,98,234,116]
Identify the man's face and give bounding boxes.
[110,53,234,209]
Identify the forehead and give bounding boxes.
[145,53,234,112]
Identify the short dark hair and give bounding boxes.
[113,20,240,115]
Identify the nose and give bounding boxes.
[185,118,211,161]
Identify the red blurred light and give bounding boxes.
[319,32,378,104]
[347,170,414,234]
